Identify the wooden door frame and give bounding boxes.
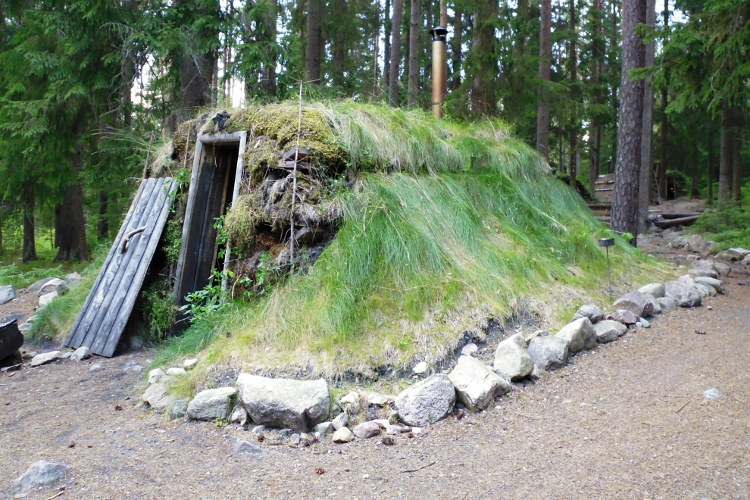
[174,131,248,303]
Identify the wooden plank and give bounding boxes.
[222,132,247,291]
[99,180,178,356]
[173,137,205,303]
[80,178,166,350]
[660,213,700,220]
[89,178,174,356]
[65,179,155,348]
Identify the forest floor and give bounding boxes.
[2,204,750,500]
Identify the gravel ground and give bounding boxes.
[2,276,749,499]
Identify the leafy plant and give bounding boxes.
[142,283,177,341]
[179,270,229,324]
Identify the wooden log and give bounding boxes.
[660,213,700,220]
[653,215,700,229]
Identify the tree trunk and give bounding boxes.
[470,1,499,117]
[718,102,735,206]
[450,10,463,91]
[384,0,392,90]
[732,122,743,203]
[389,0,404,106]
[638,0,655,231]
[657,6,669,199]
[263,0,278,96]
[22,180,36,263]
[407,0,420,107]
[589,0,604,194]
[612,0,646,244]
[55,144,89,262]
[568,0,578,189]
[707,124,716,203]
[331,0,347,88]
[98,190,109,239]
[305,0,322,84]
[536,0,552,159]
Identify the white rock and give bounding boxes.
[70,346,91,362]
[702,388,721,399]
[332,412,348,430]
[332,427,355,443]
[89,363,103,372]
[362,391,391,406]
[450,356,511,411]
[412,361,428,374]
[141,377,176,411]
[187,387,238,421]
[230,405,248,424]
[460,343,478,356]
[571,304,604,323]
[38,278,65,296]
[665,280,702,307]
[555,318,597,353]
[148,368,166,385]
[656,296,679,311]
[493,333,534,380]
[183,358,198,369]
[613,291,654,317]
[166,367,187,377]
[395,374,456,426]
[694,282,716,297]
[340,391,359,405]
[30,351,61,367]
[38,291,58,308]
[236,374,330,433]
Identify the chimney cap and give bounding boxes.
[429,26,448,39]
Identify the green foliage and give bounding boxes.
[692,203,750,249]
[0,263,63,290]
[179,270,229,324]
[141,283,177,341]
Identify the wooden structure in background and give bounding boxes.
[65,177,177,356]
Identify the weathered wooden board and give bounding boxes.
[65,177,177,357]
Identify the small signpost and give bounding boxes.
[599,237,615,299]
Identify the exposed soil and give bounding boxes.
[2,233,750,499]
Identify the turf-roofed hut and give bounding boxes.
[155,103,641,380]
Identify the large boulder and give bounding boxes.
[0,319,24,361]
[571,304,604,323]
[187,387,237,421]
[665,280,702,307]
[236,374,330,433]
[26,277,57,294]
[555,318,597,353]
[613,291,654,317]
[38,278,66,296]
[38,291,58,308]
[493,333,533,380]
[743,254,750,266]
[638,283,664,299]
[527,336,569,370]
[688,268,719,279]
[449,356,510,412]
[608,309,639,325]
[685,234,716,257]
[593,320,626,344]
[723,247,750,261]
[0,285,16,305]
[694,276,724,294]
[693,282,715,297]
[395,374,456,426]
[656,296,679,311]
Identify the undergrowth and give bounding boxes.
[691,204,750,249]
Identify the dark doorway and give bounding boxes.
[174,140,241,308]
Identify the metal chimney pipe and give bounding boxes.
[429,26,448,119]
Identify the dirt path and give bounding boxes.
[2,279,750,499]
